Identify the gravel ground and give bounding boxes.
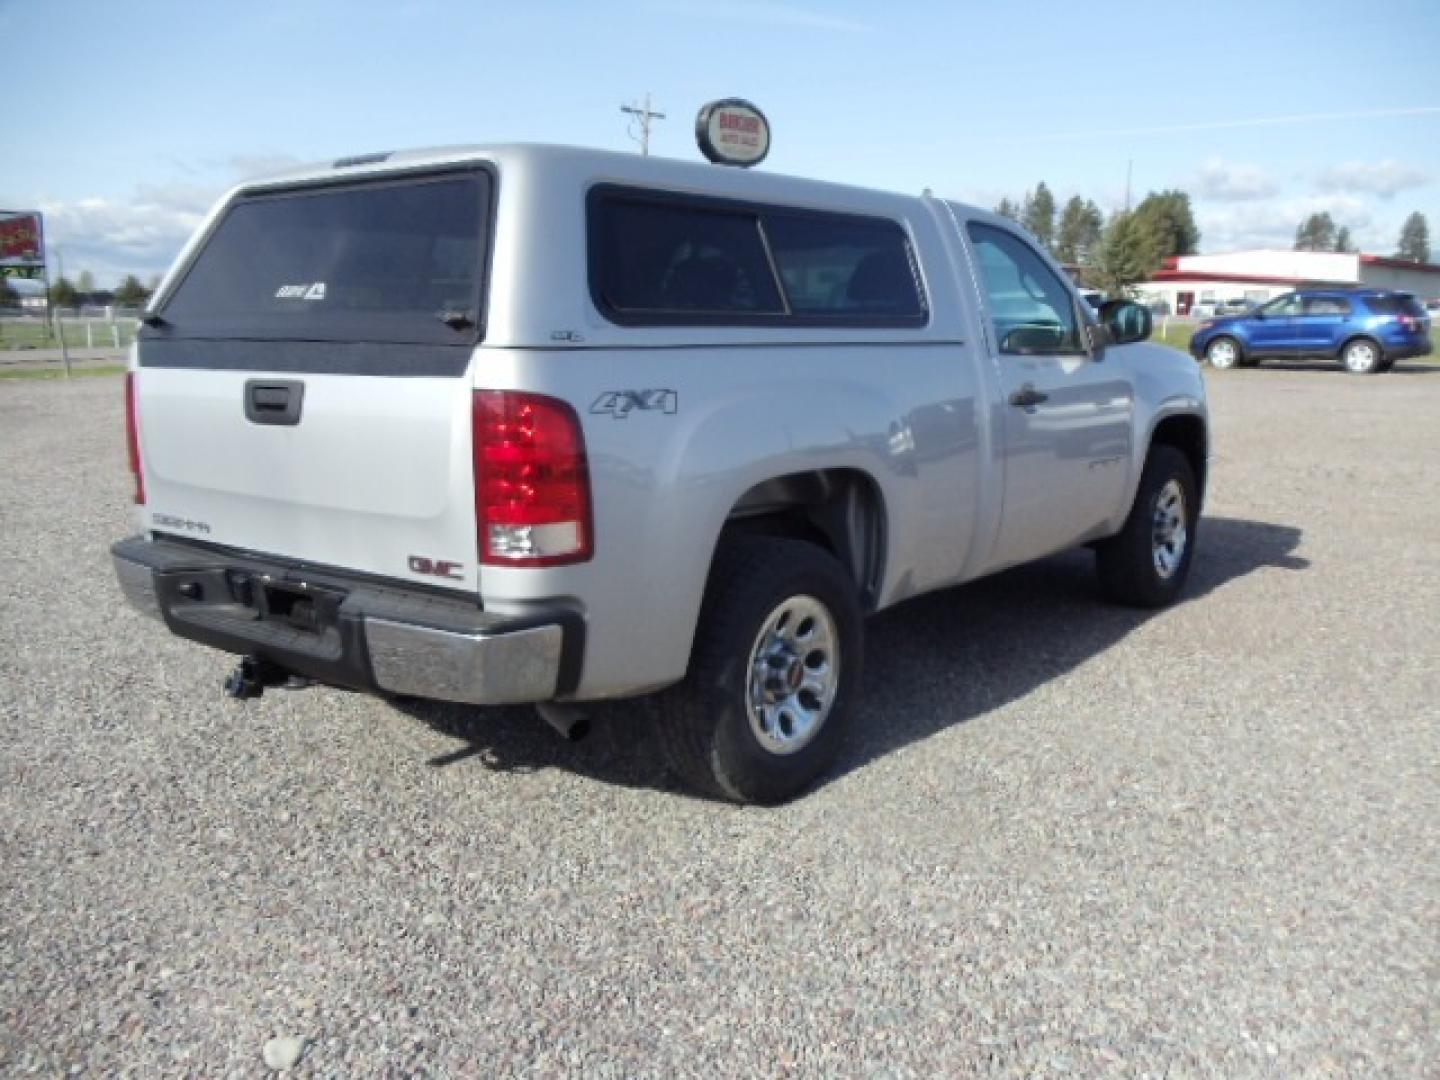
[1,364,1437,1077]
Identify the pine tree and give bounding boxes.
[1097,212,1149,294]
[1395,212,1430,262]
[48,276,78,309]
[1294,212,1337,252]
[1021,182,1056,250]
[113,275,151,308]
[1333,226,1354,253]
[995,198,1020,222]
[1056,196,1105,265]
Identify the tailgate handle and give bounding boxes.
[244,380,305,426]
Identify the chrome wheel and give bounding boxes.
[1206,338,1238,369]
[746,595,839,756]
[1343,340,1378,373]
[1151,479,1188,580]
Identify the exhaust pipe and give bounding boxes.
[535,702,591,742]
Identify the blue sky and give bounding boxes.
[4,0,1439,284]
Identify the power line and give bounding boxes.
[620,93,666,156]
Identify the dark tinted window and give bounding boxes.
[966,222,1082,354]
[161,172,489,344]
[591,198,783,316]
[765,213,925,320]
[588,188,927,327]
[1366,294,1426,316]
[1303,296,1352,315]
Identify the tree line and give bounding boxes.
[993,182,1200,294]
[0,271,159,310]
[1294,210,1431,262]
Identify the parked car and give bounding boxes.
[112,143,1209,803]
[1190,300,1224,318]
[1191,288,1433,374]
[1220,298,1253,315]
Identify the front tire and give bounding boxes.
[1204,336,1242,370]
[649,536,862,804]
[1096,446,1199,608]
[1341,338,1382,375]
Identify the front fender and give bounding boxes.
[1109,345,1209,533]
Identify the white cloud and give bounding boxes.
[15,153,304,286]
[36,191,208,286]
[1194,158,1277,201]
[648,0,870,33]
[1196,194,1385,253]
[1316,159,1428,199]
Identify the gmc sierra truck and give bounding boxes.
[113,144,1208,803]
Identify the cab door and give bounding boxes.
[1248,292,1304,355]
[959,220,1134,570]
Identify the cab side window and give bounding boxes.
[1259,294,1303,317]
[1302,296,1352,316]
[965,222,1083,354]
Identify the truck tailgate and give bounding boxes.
[136,364,480,591]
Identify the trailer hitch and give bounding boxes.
[223,656,311,700]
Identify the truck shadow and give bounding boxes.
[396,516,1307,799]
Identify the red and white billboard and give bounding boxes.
[0,211,45,279]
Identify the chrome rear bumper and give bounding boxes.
[111,535,576,705]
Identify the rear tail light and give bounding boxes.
[125,371,145,504]
[1399,314,1418,332]
[472,390,593,567]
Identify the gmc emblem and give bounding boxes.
[408,555,464,580]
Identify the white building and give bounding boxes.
[1132,250,1440,315]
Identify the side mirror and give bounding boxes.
[1098,299,1152,345]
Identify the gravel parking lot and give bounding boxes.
[2,363,1437,1076]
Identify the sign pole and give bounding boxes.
[52,240,70,378]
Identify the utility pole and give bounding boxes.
[52,245,71,378]
[620,93,665,156]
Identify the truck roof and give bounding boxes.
[238,141,979,218]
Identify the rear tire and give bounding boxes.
[649,536,862,804]
[1096,445,1198,608]
[1341,338,1383,375]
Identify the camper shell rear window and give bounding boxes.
[588,185,928,328]
[153,168,493,345]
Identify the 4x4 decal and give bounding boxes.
[589,389,678,419]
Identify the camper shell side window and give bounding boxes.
[587,185,929,329]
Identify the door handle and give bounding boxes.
[244,379,305,426]
[1008,385,1049,409]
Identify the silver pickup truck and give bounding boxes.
[113,144,1208,803]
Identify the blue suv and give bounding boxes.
[1190,288,1433,375]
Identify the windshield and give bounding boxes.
[158,170,491,344]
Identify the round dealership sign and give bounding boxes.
[695,99,771,168]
